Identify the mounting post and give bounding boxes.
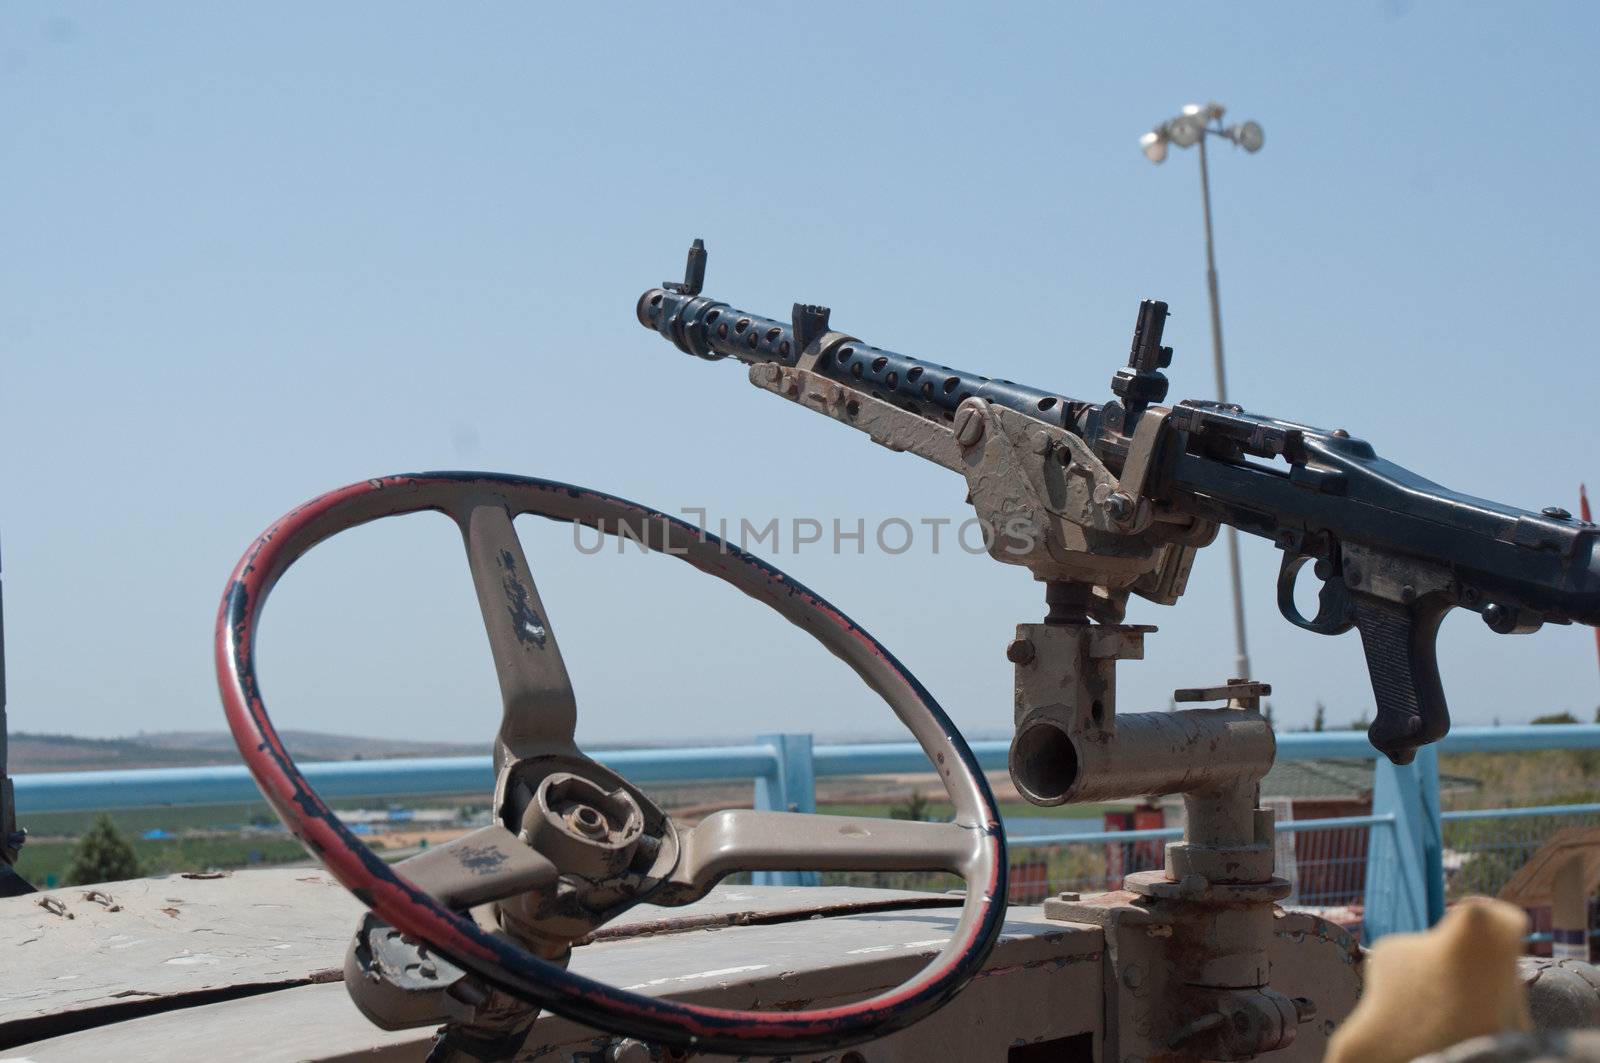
[1361,745,1442,942]
[753,733,818,886]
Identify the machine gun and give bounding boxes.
[639,240,1600,767]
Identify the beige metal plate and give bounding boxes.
[2,879,1103,1062]
[0,870,962,1050]
[0,869,359,1034]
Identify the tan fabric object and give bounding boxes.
[1326,898,1533,1063]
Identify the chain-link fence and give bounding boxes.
[990,805,1599,945]
[1443,806,1600,901]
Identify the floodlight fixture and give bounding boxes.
[1139,129,1168,164]
[1140,104,1263,162]
[1228,120,1265,153]
[1168,114,1204,148]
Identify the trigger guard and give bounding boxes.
[1276,552,1355,634]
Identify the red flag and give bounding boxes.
[1584,485,1599,679]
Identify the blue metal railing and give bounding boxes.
[1441,801,1600,823]
[12,724,1600,939]
[21,727,1590,813]
[12,746,774,814]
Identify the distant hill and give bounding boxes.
[10,730,488,773]
[8,727,1019,774]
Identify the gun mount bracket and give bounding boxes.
[752,364,1216,599]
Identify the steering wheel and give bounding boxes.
[215,472,1006,1056]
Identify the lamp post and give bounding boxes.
[1140,102,1264,682]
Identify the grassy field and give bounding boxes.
[22,793,490,840]
[19,748,1595,898]
[15,793,484,888]
[16,835,316,889]
[1440,748,1600,810]
[24,802,284,839]
[14,787,1131,890]
[23,792,1119,840]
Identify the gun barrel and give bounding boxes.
[639,287,1090,432]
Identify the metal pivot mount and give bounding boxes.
[749,351,1216,608]
[1005,607,1311,1059]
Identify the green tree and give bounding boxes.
[65,815,142,886]
[1531,711,1579,725]
[891,790,931,822]
[1311,702,1326,732]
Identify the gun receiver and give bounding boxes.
[638,241,1600,765]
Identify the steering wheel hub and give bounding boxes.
[522,773,644,879]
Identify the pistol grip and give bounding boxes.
[1353,594,1452,765]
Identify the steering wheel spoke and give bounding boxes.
[392,825,559,910]
[458,498,579,762]
[670,811,980,899]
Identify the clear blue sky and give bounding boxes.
[2,3,1596,748]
